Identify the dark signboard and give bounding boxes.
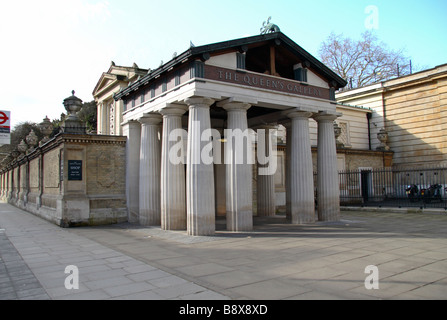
[68,160,82,181]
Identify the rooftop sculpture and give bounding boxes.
[260,16,280,34]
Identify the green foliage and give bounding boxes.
[10,122,44,147]
[78,100,97,133]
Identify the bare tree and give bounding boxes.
[319,31,413,89]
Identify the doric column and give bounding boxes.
[256,125,276,217]
[286,110,315,224]
[313,111,341,222]
[185,97,216,236]
[160,105,188,230]
[101,102,108,135]
[283,122,291,220]
[214,131,226,217]
[138,113,162,226]
[122,120,141,223]
[218,99,253,231]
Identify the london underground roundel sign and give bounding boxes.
[0,110,11,145]
[0,111,9,125]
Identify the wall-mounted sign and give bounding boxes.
[68,160,82,181]
[204,65,330,100]
[0,110,11,145]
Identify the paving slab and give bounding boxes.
[0,203,228,300]
[2,202,447,301]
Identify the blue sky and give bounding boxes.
[1,0,446,129]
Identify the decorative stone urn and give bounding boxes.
[11,149,20,159]
[39,116,53,145]
[25,130,39,154]
[64,91,83,120]
[61,91,86,134]
[17,139,28,154]
[376,128,390,151]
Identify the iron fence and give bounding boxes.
[337,166,447,209]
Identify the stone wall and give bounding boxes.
[336,64,447,168]
[0,133,127,227]
[384,76,447,167]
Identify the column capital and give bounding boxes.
[121,119,141,127]
[312,111,342,122]
[139,113,162,125]
[184,96,215,108]
[285,109,314,119]
[217,97,253,112]
[159,104,188,117]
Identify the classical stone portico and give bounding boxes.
[114,31,347,235]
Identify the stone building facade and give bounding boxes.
[336,63,447,168]
[93,62,148,136]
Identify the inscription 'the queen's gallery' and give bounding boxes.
[204,65,330,100]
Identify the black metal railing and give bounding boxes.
[337,167,447,209]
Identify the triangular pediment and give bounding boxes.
[93,73,118,97]
[93,64,149,97]
[199,33,346,89]
[115,32,347,101]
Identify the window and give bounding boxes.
[237,52,246,69]
[175,71,180,86]
[294,67,307,82]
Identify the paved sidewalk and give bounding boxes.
[1,202,447,300]
[0,229,50,300]
[0,203,228,300]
